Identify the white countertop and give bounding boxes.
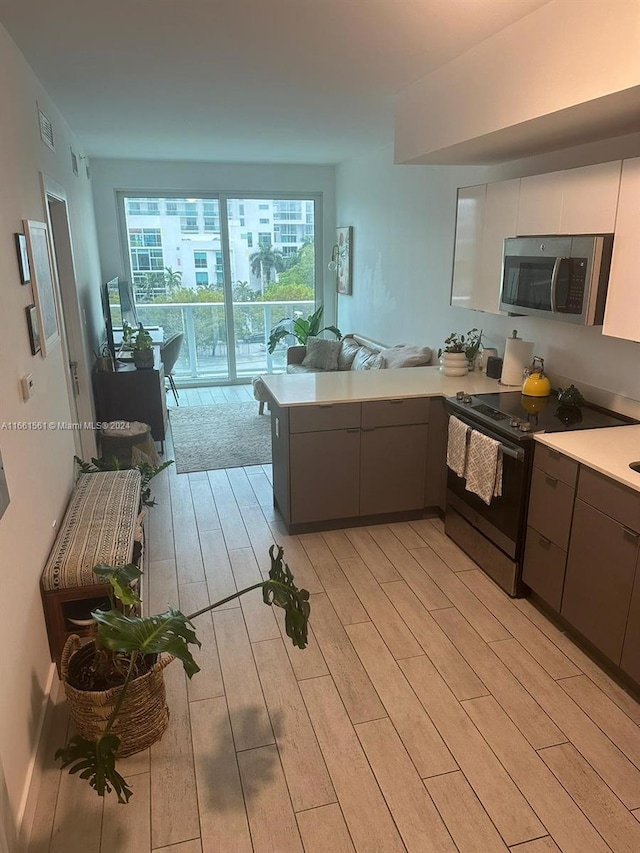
[534,425,640,493]
[261,366,511,407]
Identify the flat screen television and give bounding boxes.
[100,277,117,360]
[118,278,139,330]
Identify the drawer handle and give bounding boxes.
[318,404,333,409]
[545,475,558,487]
[623,527,639,540]
[361,427,375,432]
[346,428,360,434]
[549,450,561,459]
[538,534,551,548]
[389,400,404,405]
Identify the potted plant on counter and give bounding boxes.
[438,328,483,375]
[55,544,310,803]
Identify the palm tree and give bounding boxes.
[250,242,285,293]
[233,280,257,302]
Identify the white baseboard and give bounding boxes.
[17,663,60,852]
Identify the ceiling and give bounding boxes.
[0,0,551,164]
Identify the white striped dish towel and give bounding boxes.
[465,429,503,505]
[447,416,469,478]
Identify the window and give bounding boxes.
[129,228,162,247]
[127,198,159,216]
[274,201,302,221]
[194,251,208,268]
[203,202,220,232]
[240,218,245,226]
[195,272,209,287]
[278,225,297,244]
[258,232,271,247]
[166,200,197,217]
[281,246,298,258]
[246,233,253,247]
[130,246,164,272]
[214,250,224,284]
[181,216,198,232]
[259,218,270,224]
[258,203,269,210]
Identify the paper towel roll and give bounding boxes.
[500,337,534,386]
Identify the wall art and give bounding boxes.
[25,303,41,355]
[23,219,60,357]
[15,233,31,284]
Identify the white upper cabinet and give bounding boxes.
[603,157,640,343]
[451,184,486,310]
[560,161,622,233]
[517,172,564,235]
[479,179,519,313]
[451,181,517,314]
[517,162,621,236]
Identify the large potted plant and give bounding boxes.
[267,305,341,354]
[56,544,310,803]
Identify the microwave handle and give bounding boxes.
[549,257,563,313]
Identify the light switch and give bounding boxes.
[20,374,34,401]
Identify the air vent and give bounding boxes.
[38,106,55,150]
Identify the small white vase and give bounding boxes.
[440,352,469,377]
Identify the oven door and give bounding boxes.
[445,414,531,585]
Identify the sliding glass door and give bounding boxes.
[120,194,318,384]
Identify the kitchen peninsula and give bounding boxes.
[261,366,509,533]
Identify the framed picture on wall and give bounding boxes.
[25,303,41,355]
[336,226,352,295]
[23,219,60,357]
[15,233,31,284]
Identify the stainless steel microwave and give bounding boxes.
[499,234,614,325]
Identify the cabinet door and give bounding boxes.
[289,430,360,524]
[478,179,519,314]
[359,424,428,516]
[603,157,640,343]
[621,550,640,683]
[451,184,485,310]
[517,172,564,235]
[560,161,621,233]
[561,499,639,664]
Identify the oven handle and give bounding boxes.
[447,412,526,462]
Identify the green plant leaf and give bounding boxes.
[93,608,202,678]
[319,325,342,339]
[262,545,310,649]
[55,734,133,804]
[93,563,142,607]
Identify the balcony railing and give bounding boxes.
[113,299,314,384]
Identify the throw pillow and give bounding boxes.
[337,336,361,370]
[351,346,384,370]
[380,344,432,369]
[301,337,341,371]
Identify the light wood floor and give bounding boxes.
[28,398,640,853]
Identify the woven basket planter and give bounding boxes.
[61,635,173,757]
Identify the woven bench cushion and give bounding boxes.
[42,470,142,591]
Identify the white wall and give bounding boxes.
[335,139,640,407]
[89,159,337,326]
[395,0,640,163]
[0,23,103,846]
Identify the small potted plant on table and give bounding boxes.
[131,323,154,370]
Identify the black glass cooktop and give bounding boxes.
[447,391,637,440]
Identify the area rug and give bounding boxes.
[169,402,271,473]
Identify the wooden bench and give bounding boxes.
[40,470,143,673]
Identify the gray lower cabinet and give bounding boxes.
[621,551,640,683]
[522,446,578,610]
[271,396,433,529]
[524,448,640,685]
[290,428,360,524]
[561,498,639,664]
